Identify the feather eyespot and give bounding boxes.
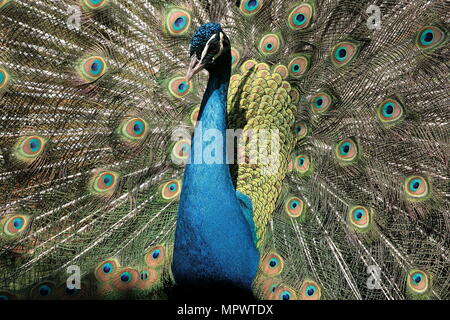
[140,271,149,281]
[119,117,149,142]
[273,285,297,300]
[165,8,191,36]
[262,253,284,276]
[90,171,119,195]
[310,92,332,113]
[294,154,312,175]
[287,3,314,30]
[78,56,107,82]
[416,26,446,50]
[145,245,165,268]
[1,214,30,238]
[168,76,191,98]
[113,268,139,291]
[294,121,308,140]
[172,139,191,164]
[404,176,429,200]
[31,282,56,299]
[258,33,282,56]
[95,259,119,282]
[407,270,429,294]
[288,55,309,78]
[231,47,241,68]
[161,180,181,200]
[299,280,321,300]
[82,0,108,10]
[0,68,10,89]
[331,41,360,67]
[285,196,305,218]
[240,0,263,16]
[135,268,158,289]
[377,98,404,125]
[348,206,372,231]
[14,136,46,163]
[335,138,358,163]
[190,107,200,126]
[258,278,281,299]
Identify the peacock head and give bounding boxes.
[186,23,231,82]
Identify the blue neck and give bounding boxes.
[173,64,259,291]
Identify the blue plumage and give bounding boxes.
[173,24,259,292]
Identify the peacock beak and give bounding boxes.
[186,55,205,82]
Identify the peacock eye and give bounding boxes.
[262,253,284,276]
[288,55,310,77]
[294,154,312,175]
[152,249,161,259]
[95,259,119,282]
[259,33,282,56]
[119,117,149,142]
[31,282,56,299]
[139,271,147,281]
[168,76,191,98]
[190,106,200,126]
[300,280,321,300]
[404,176,429,200]
[102,263,113,274]
[310,92,332,113]
[161,180,181,200]
[377,98,404,125]
[335,138,359,163]
[14,136,46,163]
[240,0,263,16]
[145,245,165,267]
[348,206,371,231]
[416,26,446,50]
[331,41,360,67]
[39,285,52,296]
[294,121,308,140]
[280,290,291,300]
[306,285,316,296]
[407,270,429,294]
[0,68,10,89]
[113,268,139,290]
[82,0,108,10]
[287,3,314,30]
[273,285,296,300]
[285,196,305,218]
[2,214,30,238]
[165,8,191,36]
[172,139,191,164]
[78,56,107,82]
[119,271,132,283]
[91,171,119,195]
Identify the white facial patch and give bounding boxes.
[200,32,224,64]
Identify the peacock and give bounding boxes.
[0,0,448,301]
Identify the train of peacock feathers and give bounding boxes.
[0,0,448,300]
